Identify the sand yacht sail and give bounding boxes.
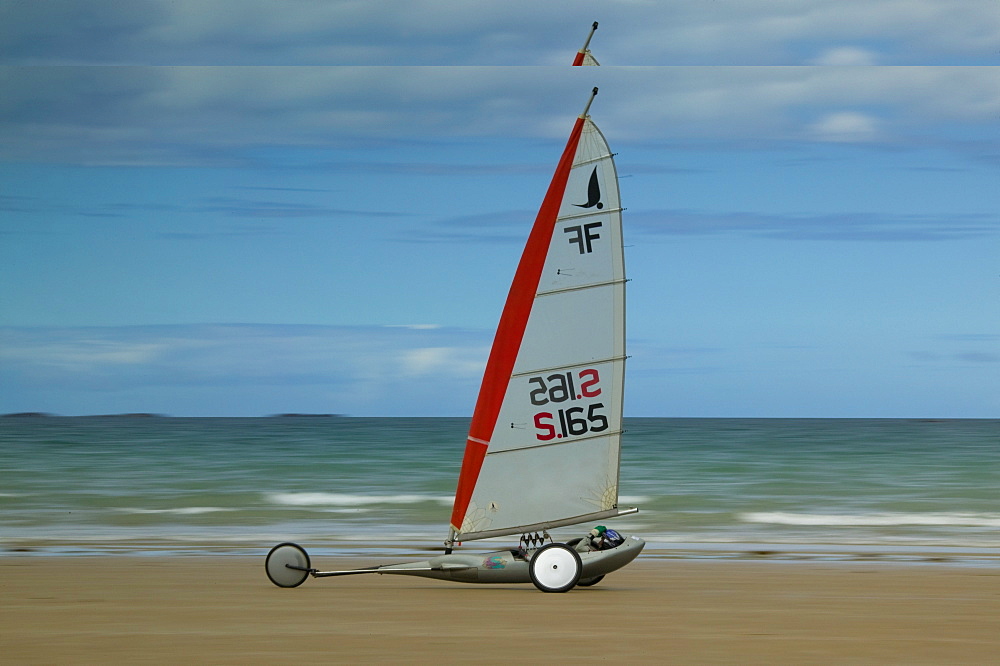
[265,87,643,592]
[447,86,634,549]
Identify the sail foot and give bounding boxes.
[452,507,638,544]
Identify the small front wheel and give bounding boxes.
[529,543,582,593]
[265,542,311,588]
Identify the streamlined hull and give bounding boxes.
[267,535,645,591]
[388,535,646,585]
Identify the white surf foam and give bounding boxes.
[116,507,237,515]
[742,511,1000,528]
[267,492,451,507]
[618,495,652,505]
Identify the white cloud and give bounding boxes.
[2,0,998,65]
[0,325,490,416]
[808,111,882,142]
[811,47,878,65]
[0,339,167,369]
[3,66,999,166]
[385,324,442,330]
[400,346,484,378]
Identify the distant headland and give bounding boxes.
[1,412,166,418]
[2,412,57,418]
[267,413,340,418]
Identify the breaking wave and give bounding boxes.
[267,492,452,507]
[742,512,1000,528]
[116,507,237,515]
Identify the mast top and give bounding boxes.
[580,21,599,53]
[580,87,598,119]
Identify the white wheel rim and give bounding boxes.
[266,545,309,587]
[533,546,579,590]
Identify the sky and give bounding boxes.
[1,1,998,417]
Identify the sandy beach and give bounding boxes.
[2,556,999,664]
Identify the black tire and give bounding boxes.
[265,542,311,588]
[529,543,582,593]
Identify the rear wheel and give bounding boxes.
[529,543,582,593]
[265,542,311,588]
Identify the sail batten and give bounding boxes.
[449,94,628,543]
[556,207,623,224]
[536,278,627,298]
[511,355,627,378]
[569,154,612,168]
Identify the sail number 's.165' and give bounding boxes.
[530,369,609,441]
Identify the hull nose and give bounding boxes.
[579,534,645,579]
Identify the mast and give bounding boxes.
[580,86,598,118]
[572,22,600,66]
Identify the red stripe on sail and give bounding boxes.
[572,51,585,66]
[450,116,586,532]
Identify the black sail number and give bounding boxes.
[534,403,610,441]
[528,368,601,406]
[528,368,608,441]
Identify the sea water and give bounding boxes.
[1,417,997,561]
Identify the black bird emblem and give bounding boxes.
[574,167,604,209]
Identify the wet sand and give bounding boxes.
[3,556,999,664]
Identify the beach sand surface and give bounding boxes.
[3,556,999,664]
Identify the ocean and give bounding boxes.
[2,417,998,563]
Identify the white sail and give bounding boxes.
[450,90,632,543]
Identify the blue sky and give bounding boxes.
[1,1,998,417]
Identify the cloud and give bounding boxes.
[955,352,1000,364]
[400,346,484,377]
[808,111,882,143]
[401,210,536,245]
[0,188,407,225]
[938,334,1000,343]
[1,1,997,65]
[908,334,1000,366]
[194,196,409,220]
[0,324,491,416]
[909,350,1000,365]
[1,337,167,369]
[811,47,879,66]
[630,209,1000,242]
[3,67,998,168]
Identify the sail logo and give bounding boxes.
[564,167,605,254]
[574,167,604,209]
[565,222,602,254]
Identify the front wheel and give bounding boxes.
[529,543,582,593]
[265,542,311,588]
